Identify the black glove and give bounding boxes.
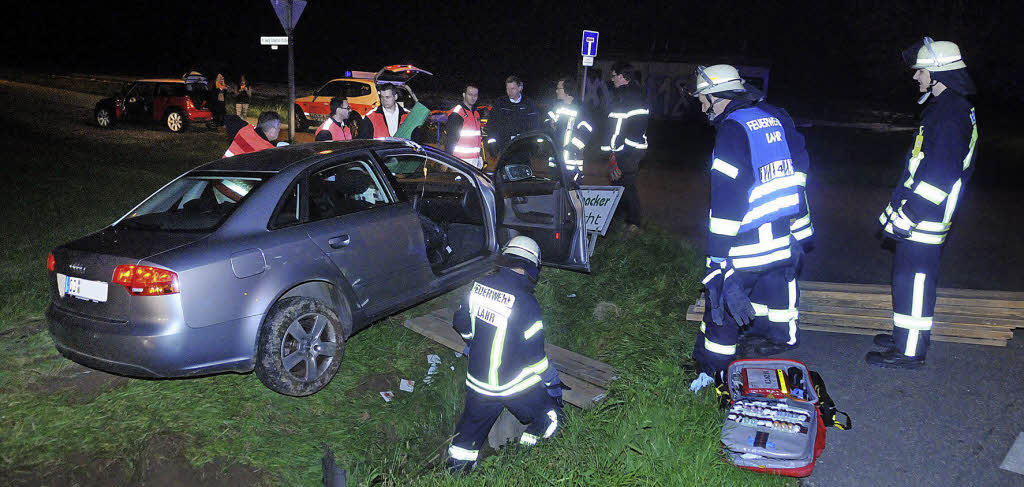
[723,276,756,325]
[702,261,726,326]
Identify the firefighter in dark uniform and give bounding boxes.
[314,97,354,141]
[867,38,978,368]
[686,65,812,389]
[601,62,649,235]
[446,236,564,472]
[546,76,594,184]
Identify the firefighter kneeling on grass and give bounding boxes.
[687,65,813,391]
[446,236,565,473]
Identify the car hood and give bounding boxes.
[63,226,210,262]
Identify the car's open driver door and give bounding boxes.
[494,131,589,272]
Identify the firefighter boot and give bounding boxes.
[864,349,925,369]
[873,333,895,348]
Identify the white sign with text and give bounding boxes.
[580,185,623,236]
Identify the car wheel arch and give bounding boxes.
[265,279,355,339]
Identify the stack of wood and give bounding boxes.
[686,281,1024,347]
[403,308,617,409]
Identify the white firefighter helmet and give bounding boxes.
[691,64,745,96]
[908,37,966,72]
[502,235,541,268]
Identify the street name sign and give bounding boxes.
[261,36,288,45]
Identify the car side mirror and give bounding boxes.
[502,164,533,183]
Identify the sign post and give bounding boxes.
[581,30,599,103]
[270,0,306,143]
[579,185,623,256]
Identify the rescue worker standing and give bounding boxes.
[687,65,811,387]
[314,97,354,141]
[546,76,594,183]
[223,111,281,158]
[601,62,649,235]
[357,84,409,139]
[485,75,541,157]
[867,38,978,369]
[446,236,564,472]
[446,83,484,168]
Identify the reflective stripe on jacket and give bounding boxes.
[449,104,482,160]
[223,125,274,158]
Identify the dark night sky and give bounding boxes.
[5,1,1021,110]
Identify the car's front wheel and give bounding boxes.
[255,297,345,396]
[165,110,188,133]
[95,106,114,128]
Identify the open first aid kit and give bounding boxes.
[716,359,851,478]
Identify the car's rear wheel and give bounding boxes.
[95,106,114,128]
[165,110,188,133]
[255,297,345,396]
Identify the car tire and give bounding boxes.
[255,297,346,396]
[165,110,188,133]
[95,106,114,128]
[293,105,309,132]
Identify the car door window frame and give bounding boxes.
[305,153,399,222]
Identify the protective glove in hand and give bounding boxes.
[723,277,756,325]
[702,263,726,326]
[608,154,623,181]
[545,382,565,407]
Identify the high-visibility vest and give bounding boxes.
[449,104,482,160]
[223,125,274,158]
[365,108,407,138]
[314,117,353,141]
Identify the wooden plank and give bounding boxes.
[799,290,1024,311]
[798,296,1024,320]
[799,324,1007,347]
[800,281,1024,302]
[690,296,1024,328]
[688,303,1012,340]
[402,312,609,409]
[428,309,618,387]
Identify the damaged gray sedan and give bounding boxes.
[47,134,589,396]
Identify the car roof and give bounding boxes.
[192,139,416,173]
[138,78,186,83]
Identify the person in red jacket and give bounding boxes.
[314,97,354,141]
[445,83,483,168]
[223,111,280,158]
[357,84,408,139]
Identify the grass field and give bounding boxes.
[0,78,796,486]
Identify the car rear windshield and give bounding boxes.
[115,174,268,232]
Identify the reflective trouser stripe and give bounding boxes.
[543,409,558,438]
[704,337,736,356]
[520,433,538,445]
[787,279,798,345]
[448,444,479,461]
[893,273,932,357]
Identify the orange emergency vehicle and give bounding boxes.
[294,65,431,132]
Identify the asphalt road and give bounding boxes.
[6,79,1023,486]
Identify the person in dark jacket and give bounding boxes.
[446,236,564,473]
[686,64,812,390]
[601,62,649,236]
[485,75,541,157]
[867,37,979,369]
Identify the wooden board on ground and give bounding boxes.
[403,310,609,409]
[428,309,618,388]
[685,280,1024,347]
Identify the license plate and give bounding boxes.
[57,273,109,302]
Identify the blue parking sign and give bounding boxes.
[582,30,599,57]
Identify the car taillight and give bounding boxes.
[112,265,180,296]
[47,253,55,272]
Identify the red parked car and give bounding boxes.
[94,78,213,133]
